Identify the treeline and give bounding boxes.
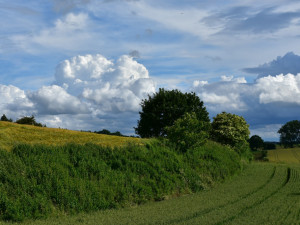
[1,114,45,127]
[248,135,276,151]
[135,88,253,160]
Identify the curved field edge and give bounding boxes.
[0,141,241,222]
[0,121,143,151]
[11,163,300,225]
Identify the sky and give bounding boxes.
[1,0,300,140]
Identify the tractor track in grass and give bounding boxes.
[216,167,291,225]
[158,166,277,225]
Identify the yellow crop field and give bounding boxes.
[268,148,300,164]
[0,121,144,151]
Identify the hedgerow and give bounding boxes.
[0,141,240,221]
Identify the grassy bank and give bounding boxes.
[9,162,299,225]
[0,140,241,222]
[0,122,142,151]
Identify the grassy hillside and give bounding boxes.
[0,121,143,151]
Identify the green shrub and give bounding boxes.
[0,141,241,221]
[165,112,209,153]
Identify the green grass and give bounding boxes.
[7,162,300,225]
[0,141,241,222]
[0,121,143,151]
[268,147,300,164]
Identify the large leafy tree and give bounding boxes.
[211,112,250,153]
[135,88,209,138]
[278,120,300,148]
[248,135,264,151]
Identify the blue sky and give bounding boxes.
[1,0,300,140]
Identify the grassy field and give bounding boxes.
[268,148,300,164]
[0,121,143,151]
[5,162,298,225]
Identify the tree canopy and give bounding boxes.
[248,135,264,151]
[278,120,300,147]
[211,112,250,151]
[135,88,210,138]
[16,116,44,127]
[165,112,209,152]
[0,114,12,122]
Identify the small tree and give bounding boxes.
[211,112,250,155]
[249,135,264,151]
[135,88,209,138]
[0,114,13,122]
[278,120,300,148]
[165,112,209,153]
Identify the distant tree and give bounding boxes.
[135,88,210,138]
[95,129,111,135]
[211,112,250,154]
[165,112,209,153]
[278,120,300,148]
[263,142,276,150]
[249,135,264,151]
[112,131,122,136]
[1,114,13,122]
[16,116,44,127]
[94,129,123,136]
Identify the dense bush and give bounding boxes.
[211,112,250,148]
[210,112,252,161]
[165,112,210,153]
[0,141,240,221]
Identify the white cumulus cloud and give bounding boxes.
[192,73,300,140]
[257,73,300,104]
[0,53,155,134]
[28,85,89,115]
[55,54,155,113]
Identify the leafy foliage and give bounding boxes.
[278,120,300,147]
[0,141,240,222]
[211,112,251,158]
[165,112,210,153]
[135,88,209,138]
[94,129,123,136]
[249,135,264,151]
[16,116,45,127]
[0,114,12,122]
[263,142,276,150]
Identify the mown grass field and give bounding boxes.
[0,121,143,151]
[4,162,298,225]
